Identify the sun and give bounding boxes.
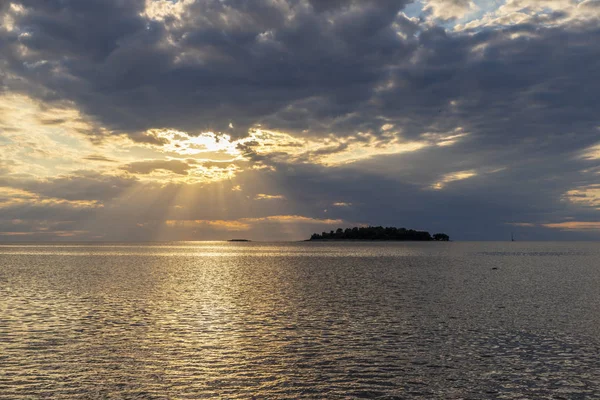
[150,129,240,156]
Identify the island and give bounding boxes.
[228,239,252,242]
[309,226,449,241]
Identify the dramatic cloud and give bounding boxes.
[1,0,600,240]
[424,0,478,20]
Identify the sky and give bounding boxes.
[1,0,600,242]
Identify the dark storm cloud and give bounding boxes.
[13,0,146,60]
[3,0,597,149]
[0,0,412,136]
[389,24,600,146]
[307,0,351,12]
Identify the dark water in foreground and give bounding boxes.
[1,241,600,399]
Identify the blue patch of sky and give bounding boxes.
[403,0,425,19]
[403,0,506,31]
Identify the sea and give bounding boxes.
[1,241,599,399]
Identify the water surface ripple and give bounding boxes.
[1,242,599,399]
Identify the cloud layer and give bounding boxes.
[1,0,600,241]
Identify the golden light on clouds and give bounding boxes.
[0,230,90,237]
[507,220,600,232]
[421,128,469,147]
[164,215,343,232]
[431,170,477,190]
[0,90,472,240]
[1,3,25,32]
[0,187,101,209]
[581,141,600,160]
[142,0,193,21]
[128,126,469,180]
[151,129,239,156]
[0,94,101,177]
[243,215,342,224]
[541,221,600,231]
[321,140,427,165]
[165,219,251,231]
[1,87,471,187]
[3,0,600,243]
[332,202,352,207]
[563,185,600,209]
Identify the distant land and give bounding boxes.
[228,239,252,242]
[309,226,450,241]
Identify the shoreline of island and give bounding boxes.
[307,226,450,241]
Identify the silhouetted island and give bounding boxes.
[309,226,449,241]
[228,239,251,242]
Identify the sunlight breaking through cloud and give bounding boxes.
[563,185,600,209]
[431,170,477,190]
[163,215,344,233]
[2,0,600,240]
[541,221,600,231]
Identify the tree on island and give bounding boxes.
[433,233,450,241]
[309,226,449,241]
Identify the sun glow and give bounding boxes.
[0,93,471,240]
[136,126,464,177]
[151,129,240,156]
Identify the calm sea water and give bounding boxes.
[1,241,600,399]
